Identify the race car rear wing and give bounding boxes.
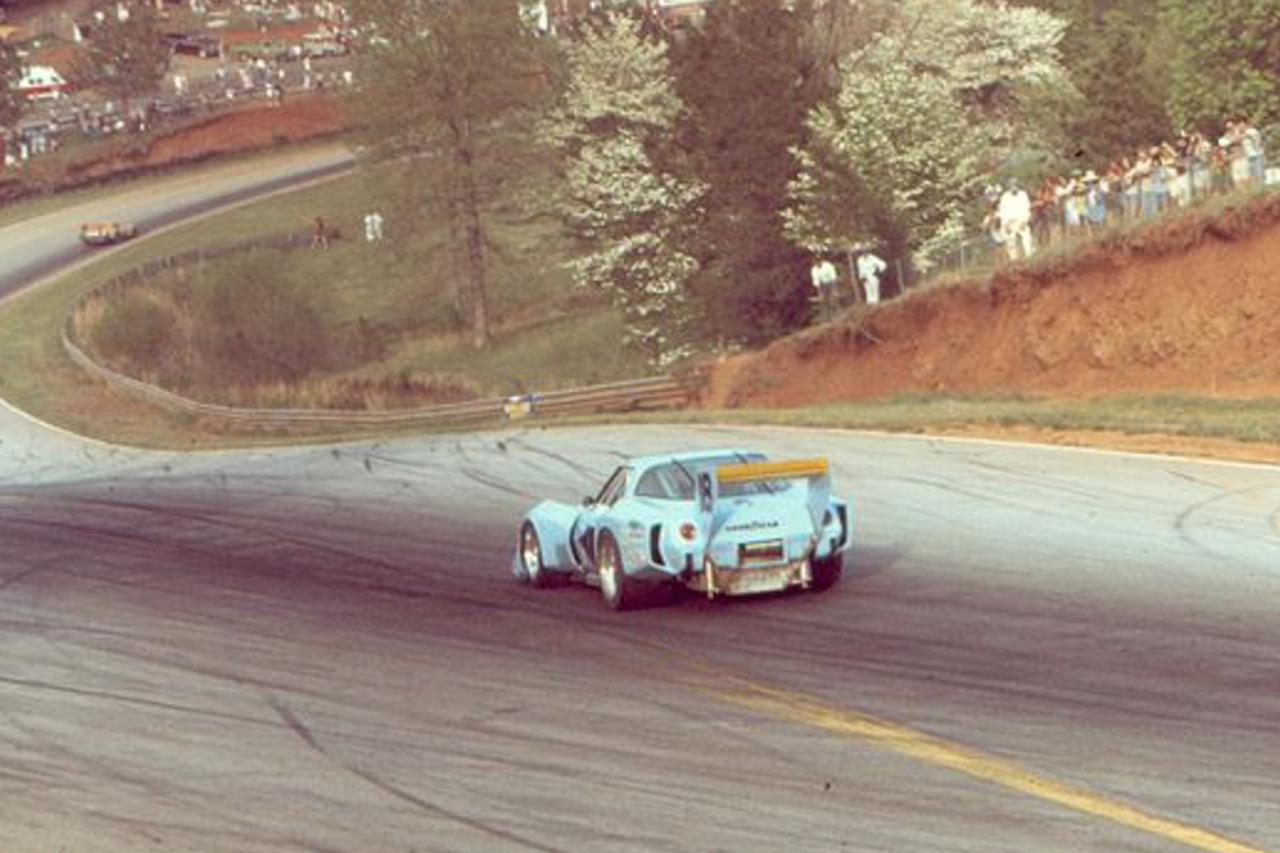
[697,457,831,536]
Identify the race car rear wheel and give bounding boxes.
[520,522,551,588]
[810,554,843,591]
[597,531,638,611]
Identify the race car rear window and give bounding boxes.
[636,456,791,500]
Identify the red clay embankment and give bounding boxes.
[704,194,1280,408]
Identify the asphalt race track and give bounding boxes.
[0,404,1277,853]
[0,159,1278,852]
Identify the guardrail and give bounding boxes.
[63,327,692,430]
[62,239,696,431]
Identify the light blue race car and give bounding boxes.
[513,449,851,610]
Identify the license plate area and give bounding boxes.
[739,538,785,567]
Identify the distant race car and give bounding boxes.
[514,449,851,610]
[80,222,138,246]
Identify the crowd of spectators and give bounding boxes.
[985,117,1274,262]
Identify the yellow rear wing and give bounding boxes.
[700,457,831,536]
[716,457,829,485]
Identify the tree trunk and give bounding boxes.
[457,142,490,349]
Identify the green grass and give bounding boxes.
[568,394,1280,447]
[363,310,646,394]
[0,151,651,445]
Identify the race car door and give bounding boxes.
[573,466,627,570]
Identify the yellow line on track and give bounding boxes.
[698,678,1273,853]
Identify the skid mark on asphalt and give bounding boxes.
[269,699,567,853]
[1172,483,1280,564]
[678,672,1273,853]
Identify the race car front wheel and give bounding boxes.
[521,522,551,588]
[597,532,638,611]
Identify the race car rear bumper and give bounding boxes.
[684,557,811,598]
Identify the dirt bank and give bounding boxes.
[67,97,349,182]
[705,193,1280,408]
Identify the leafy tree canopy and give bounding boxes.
[0,40,24,132]
[1159,0,1280,130]
[785,37,984,270]
[77,2,171,106]
[543,13,703,366]
[673,0,819,345]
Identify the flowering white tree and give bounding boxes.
[784,39,983,270]
[865,0,1070,146]
[543,14,703,367]
[785,0,1067,272]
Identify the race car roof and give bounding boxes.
[625,448,760,471]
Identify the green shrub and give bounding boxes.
[190,251,340,387]
[89,289,179,374]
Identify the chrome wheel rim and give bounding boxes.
[599,542,619,603]
[521,526,541,578]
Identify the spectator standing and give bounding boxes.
[1188,132,1213,201]
[997,178,1035,261]
[312,216,329,249]
[1242,119,1265,188]
[983,203,1006,263]
[855,250,888,305]
[809,257,839,320]
[1150,146,1172,214]
[1129,149,1155,218]
[1083,171,1106,230]
[1032,179,1059,248]
[1220,120,1250,190]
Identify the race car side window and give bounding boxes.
[635,464,695,500]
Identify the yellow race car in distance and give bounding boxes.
[80,221,139,246]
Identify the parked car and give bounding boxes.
[173,34,222,58]
[229,39,289,61]
[302,32,346,57]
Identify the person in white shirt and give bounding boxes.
[855,250,888,305]
[809,258,839,321]
[998,178,1035,261]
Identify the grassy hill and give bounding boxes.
[76,156,651,408]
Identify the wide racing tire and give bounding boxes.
[597,531,640,611]
[520,522,552,589]
[810,554,843,592]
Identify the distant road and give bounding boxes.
[0,144,355,301]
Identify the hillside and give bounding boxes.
[703,193,1280,409]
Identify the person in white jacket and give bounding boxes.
[855,250,888,305]
[998,178,1035,261]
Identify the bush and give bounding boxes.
[190,251,339,387]
[89,289,179,375]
